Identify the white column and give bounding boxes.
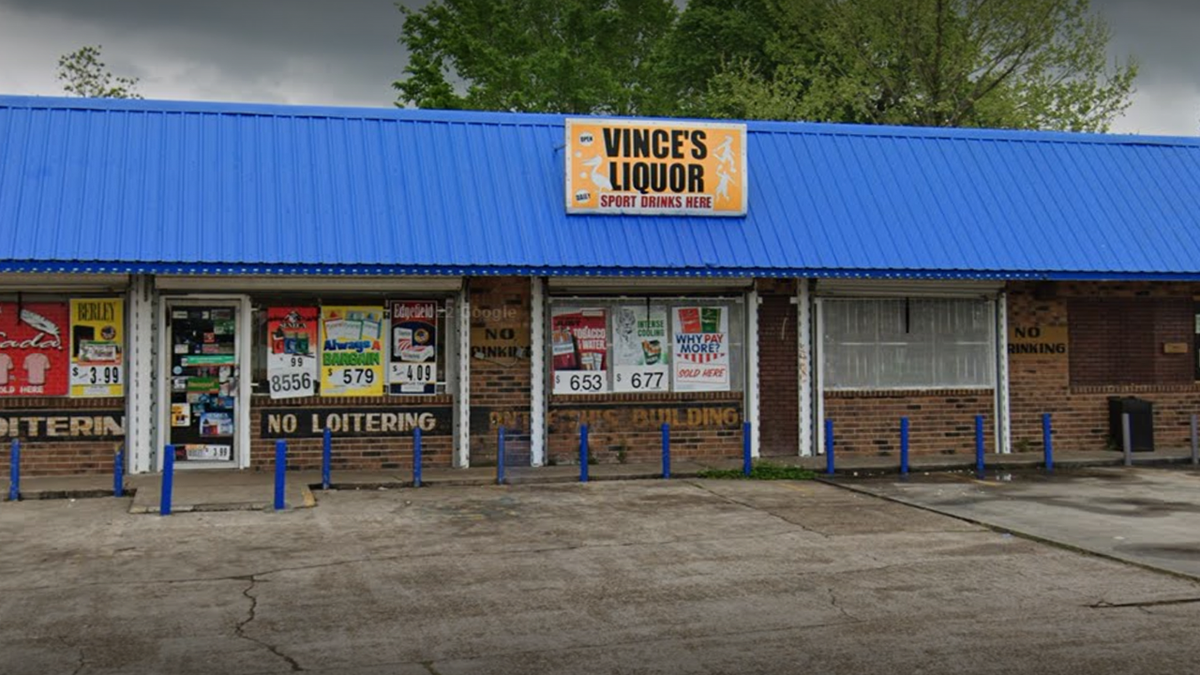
[456,284,471,468]
[995,292,1011,454]
[797,280,814,456]
[529,277,546,466]
[126,274,157,474]
[812,294,825,456]
[746,287,760,458]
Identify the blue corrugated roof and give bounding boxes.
[3,94,1200,280]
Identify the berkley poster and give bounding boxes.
[672,306,730,392]
[565,118,747,216]
[551,308,608,394]
[0,302,69,396]
[389,300,438,395]
[612,305,669,393]
[69,298,124,398]
[267,307,318,400]
[320,305,384,397]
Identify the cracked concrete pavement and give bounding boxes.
[3,479,1200,674]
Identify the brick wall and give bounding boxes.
[467,277,533,466]
[0,396,126,476]
[1007,281,1200,452]
[756,279,799,456]
[547,392,744,464]
[248,395,455,471]
[823,390,994,455]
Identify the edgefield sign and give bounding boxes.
[565,118,747,216]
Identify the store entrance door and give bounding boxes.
[163,300,246,468]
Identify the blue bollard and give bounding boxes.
[580,424,589,483]
[899,417,909,476]
[743,421,752,477]
[1042,413,1054,473]
[321,427,332,490]
[9,439,19,502]
[413,427,423,488]
[113,447,124,498]
[975,415,985,477]
[825,419,835,475]
[274,439,287,511]
[497,426,506,485]
[160,444,175,516]
[661,423,670,479]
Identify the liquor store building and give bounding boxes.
[3,95,1200,477]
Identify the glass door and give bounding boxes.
[166,302,241,466]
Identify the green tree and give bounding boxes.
[56,45,142,99]
[394,0,678,115]
[702,0,1137,131]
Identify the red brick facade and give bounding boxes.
[0,397,125,476]
[467,277,533,466]
[756,279,799,456]
[1007,281,1200,453]
[823,390,994,455]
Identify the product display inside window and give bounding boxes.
[548,298,744,395]
[250,297,451,398]
[822,297,995,390]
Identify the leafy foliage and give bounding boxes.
[702,0,1137,131]
[396,0,1136,132]
[57,45,143,99]
[394,0,678,115]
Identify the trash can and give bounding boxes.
[1108,397,1153,452]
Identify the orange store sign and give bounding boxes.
[565,118,747,217]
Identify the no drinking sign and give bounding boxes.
[565,118,747,217]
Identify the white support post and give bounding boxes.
[812,295,825,456]
[126,274,156,474]
[529,277,546,466]
[797,280,814,456]
[995,292,1011,454]
[746,287,760,458]
[456,284,471,468]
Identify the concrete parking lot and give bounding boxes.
[839,466,1200,579]
[3,478,1200,674]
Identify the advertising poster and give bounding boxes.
[565,118,747,216]
[267,307,318,399]
[69,298,124,398]
[320,305,384,397]
[0,302,69,397]
[551,308,608,394]
[672,306,730,392]
[612,305,670,393]
[389,300,438,395]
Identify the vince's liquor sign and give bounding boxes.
[565,118,747,217]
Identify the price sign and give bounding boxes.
[612,365,669,393]
[389,362,436,393]
[320,305,385,397]
[267,307,318,399]
[553,370,607,394]
[71,364,123,388]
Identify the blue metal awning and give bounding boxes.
[3,95,1200,280]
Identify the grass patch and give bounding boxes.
[697,461,816,481]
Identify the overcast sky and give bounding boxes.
[0,0,1193,136]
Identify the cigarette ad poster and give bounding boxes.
[611,305,669,393]
[389,300,438,395]
[0,302,69,397]
[320,306,384,397]
[267,307,318,399]
[69,298,124,398]
[672,306,730,392]
[565,118,747,216]
[551,308,608,394]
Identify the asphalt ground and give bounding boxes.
[836,465,1200,580]
[3,478,1200,674]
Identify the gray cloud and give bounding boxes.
[0,0,1196,135]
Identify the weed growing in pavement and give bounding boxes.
[697,462,816,480]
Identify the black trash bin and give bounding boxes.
[1108,397,1153,451]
